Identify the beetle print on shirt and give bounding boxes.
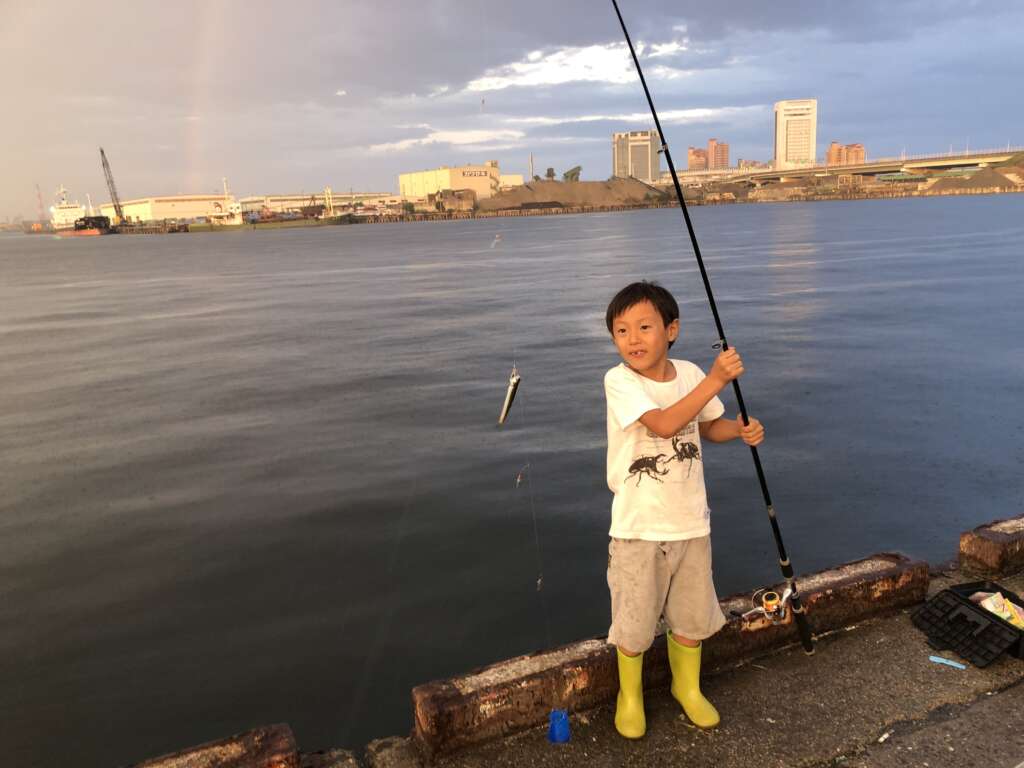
[624,421,703,486]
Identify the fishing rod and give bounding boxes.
[610,0,815,655]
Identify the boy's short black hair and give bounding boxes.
[606,281,680,347]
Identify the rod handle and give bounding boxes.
[791,596,815,654]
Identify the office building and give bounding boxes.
[773,99,818,170]
[707,138,730,169]
[687,147,708,171]
[612,130,660,182]
[826,142,866,166]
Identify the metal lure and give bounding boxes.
[498,365,521,425]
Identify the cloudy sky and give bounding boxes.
[2,0,1022,219]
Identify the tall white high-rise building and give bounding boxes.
[612,130,661,182]
[773,99,818,170]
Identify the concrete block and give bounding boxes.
[410,552,927,757]
[299,749,361,768]
[959,514,1024,575]
[131,724,299,768]
[364,736,422,768]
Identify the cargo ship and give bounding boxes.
[49,186,87,233]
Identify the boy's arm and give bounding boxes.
[637,350,743,439]
[699,417,737,443]
[638,375,725,439]
[700,415,765,445]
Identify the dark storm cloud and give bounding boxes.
[1,0,1022,217]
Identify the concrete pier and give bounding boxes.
[960,515,1024,575]
[129,513,1024,768]
[414,567,1024,768]
[410,553,928,757]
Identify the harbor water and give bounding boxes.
[2,196,1023,767]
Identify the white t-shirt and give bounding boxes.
[605,359,725,541]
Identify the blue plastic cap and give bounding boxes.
[548,708,570,743]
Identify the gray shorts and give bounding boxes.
[607,536,727,653]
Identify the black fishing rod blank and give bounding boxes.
[611,0,814,654]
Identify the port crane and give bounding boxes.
[35,184,46,222]
[99,147,125,225]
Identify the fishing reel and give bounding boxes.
[740,586,794,628]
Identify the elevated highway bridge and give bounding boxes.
[665,147,1023,185]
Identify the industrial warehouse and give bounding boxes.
[238,190,396,216]
[99,194,242,226]
[398,161,523,200]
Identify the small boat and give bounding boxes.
[55,215,112,237]
[22,220,53,234]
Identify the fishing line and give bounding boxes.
[515,462,546,595]
[611,0,815,654]
[499,360,553,650]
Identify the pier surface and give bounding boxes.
[409,568,1024,768]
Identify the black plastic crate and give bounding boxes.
[911,580,1024,668]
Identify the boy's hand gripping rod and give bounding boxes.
[611,0,815,655]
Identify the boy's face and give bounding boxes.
[610,300,679,378]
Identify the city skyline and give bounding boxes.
[3,1,1024,218]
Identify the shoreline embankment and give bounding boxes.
[5,180,1021,237]
[127,512,1024,768]
[229,186,1024,228]
[349,186,1024,225]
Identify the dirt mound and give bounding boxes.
[995,165,1024,184]
[930,167,1019,192]
[705,181,752,199]
[478,178,668,211]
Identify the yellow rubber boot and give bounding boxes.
[667,633,720,728]
[614,649,646,739]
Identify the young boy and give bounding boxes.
[603,280,765,739]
